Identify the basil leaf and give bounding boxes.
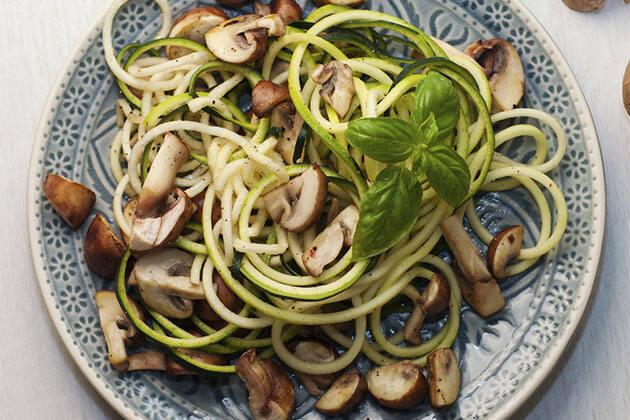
[417,113,439,146]
[346,117,416,163]
[352,165,423,261]
[424,144,470,207]
[412,72,459,141]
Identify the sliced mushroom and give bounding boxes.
[454,267,505,318]
[313,0,366,7]
[190,190,222,224]
[561,0,605,12]
[166,349,228,375]
[95,291,144,371]
[272,0,303,24]
[262,165,327,232]
[465,38,525,113]
[43,173,95,230]
[289,339,339,396]
[127,351,167,372]
[166,6,228,59]
[439,214,493,284]
[129,189,196,252]
[83,214,126,279]
[486,225,524,280]
[302,205,359,277]
[132,248,205,319]
[623,60,630,116]
[426,348,461,408]
[135,132,189,218]
[235,349,296,420]
[403,273,450,345]
[366,360,428,410]
[254,1,272,15]
[311,61,355,118]
[205,14,286,65]
[251,80,290,117]
[121,196,137,245]
[315,368,367,416]
[194,271,243,322]
[270,101,305,164]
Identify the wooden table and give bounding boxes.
[0,0,628,418]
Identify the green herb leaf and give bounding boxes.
[423,144,470,207]
[412,72,459,141]
[417,112,439,146]
[352,165,423,260]
[346,117,416,163]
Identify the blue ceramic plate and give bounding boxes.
[27,0,605,419]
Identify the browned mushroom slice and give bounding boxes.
[254,0,272,15]
[95,291,145,371]
[439,214,493,284]
[426,348,461,408]
[486,225,524,280]
[272,0,303,24]
[403,273,450,345]
[132,248,205,319]
[235,349,296,420]
[311,61,355,118]
[121,196,137,245]
[465,38,525,113]
[205,14,286,65]
[166,6,228,59]
[43,173,95,230]
[127,351,167,372]
[262,165,327,232]
[251,80,290,117]
[84,213,126,279]
[313,0,366,7]
[366,360,428,410]
[302,205,359,277]
[166,349,228,375]
[623,60,630,116]
[314,368,367,416]
[289,339,339,396]
[270,101,305,164]
[454,268,505,318]
[129,189,196,252]
[561,0,605,12]
[194,271,243,322]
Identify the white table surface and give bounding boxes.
[0,0,628,419]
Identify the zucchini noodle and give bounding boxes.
[103,0,568,379]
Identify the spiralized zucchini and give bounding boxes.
[104,0,568,377]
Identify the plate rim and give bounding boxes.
[26,1,607,419]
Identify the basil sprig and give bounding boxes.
[347,72,470,260]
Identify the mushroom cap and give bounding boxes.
[439,214,493,284]
[465,38,525,113]
[254,0,272,15]
[311,61,355,118]
[132,248,205,319]
[314,368,367,416]
[302,205,359,277]
[121,196,138,245]
[251,80,290,117]
[366,360,428,410]
[312,0,366,7]
[194,271,243,322]
[403,273,450,345]
[271,0,303,24]
[623,60,630,116]
[426,348,461,408]
[262,165,328,232]
[84,213,126,279]
[129,189,196,252]
[166,6,228,59]
[270,101,305,164]
[235,349,296,420]
[561,0,606,12]
[289,338,339,396]
[205,14,286,65]
[486,225,524,279]
[43,173,95,230]
[127,351,167,372]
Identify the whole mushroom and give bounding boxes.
[204,14,286,65]
[561,0,606,12]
